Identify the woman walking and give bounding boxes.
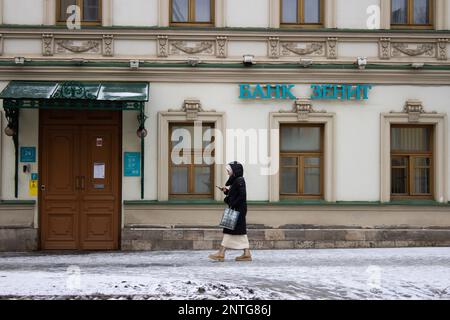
[208,161,252,262]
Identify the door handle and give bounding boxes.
[41,184,46,191]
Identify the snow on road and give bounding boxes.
[0,247,449,300]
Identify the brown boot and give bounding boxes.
[235,249,252,262]
[208,247,225,262]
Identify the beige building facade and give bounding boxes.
[0,0,449,251]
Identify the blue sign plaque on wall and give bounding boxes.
[124,152,141,177]
[20,147,36,163]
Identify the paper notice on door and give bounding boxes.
[93,163,105,179]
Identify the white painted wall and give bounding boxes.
[114,40,157,57]
[226,0,270,28]
[336,0,380,29]
[447,0,450,29]
[228,41,268,58]
[338,42,379,59]
[3,39,42,55]
[3,0,44,25]
[112,0,158,26]
[118,83,450,202]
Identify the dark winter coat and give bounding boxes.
[223,162,247,235]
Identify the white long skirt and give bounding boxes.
[221,234,250,250]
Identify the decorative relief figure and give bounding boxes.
[391,43,435,57]
[102,35,114,57]
[379,38,391,60]
[56,40,101,54]
[42,34,54,56]
[157,35,169,58]
[170,41,215,56]
[326,37,338,59]
[280,42,325,57]
[268,37,280,59]
[216,36,228,58]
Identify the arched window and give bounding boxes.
[57,0,102,25]
[170,0,215,26]
[281,0,324,27]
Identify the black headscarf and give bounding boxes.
[225,161,244,186]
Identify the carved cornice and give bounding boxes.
[1,67,450,85]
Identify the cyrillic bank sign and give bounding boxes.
[239,84,373,101]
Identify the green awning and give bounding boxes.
[0,81,149,101]
[0,81,149,111]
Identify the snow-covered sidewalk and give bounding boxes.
[0,247,449,300]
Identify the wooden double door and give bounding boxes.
[39,110,121,250]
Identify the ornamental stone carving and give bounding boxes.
[102,35,114,57]
[326,37,338,59]
[379,37,391,60]
[437,39,448,60]
[157,35,169,57]
[389,99,437,123]
[183,99,204,120]
[280,98,326,121]
[268,37,280,59]
[281,42,325,57]
[42,34,54,56]
[56,40,101,54]
[170,41,215,56]
[391,42,435,58]
[216,36,227,58]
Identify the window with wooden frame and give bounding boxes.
[391,0,434,28]
[391,125,434,199]
[169,123,215,199]
[170,0,215,26]
[281,0,324,27]
[280,124,324,199]
[57,0,102,25]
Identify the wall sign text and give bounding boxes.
[239,84,373,101]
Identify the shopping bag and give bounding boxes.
[219,207,240,230]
